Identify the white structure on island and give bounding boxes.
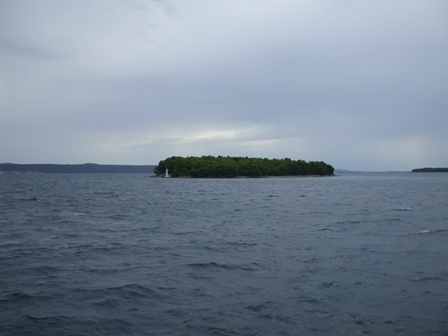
[165,168,169,178]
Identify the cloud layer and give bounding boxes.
[1,0,447,170]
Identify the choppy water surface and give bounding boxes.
[1,173,447,335]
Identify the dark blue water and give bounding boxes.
[1,173,447,335]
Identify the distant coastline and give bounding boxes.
[0,163,156,174]
[411,167,448,173]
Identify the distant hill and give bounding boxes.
[0,163,156,174]
[334,168,356,173]
[411,167,448,173]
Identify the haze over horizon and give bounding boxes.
[1,0,447,171]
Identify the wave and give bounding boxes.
[411,276,443,282]
[19,315,135,336]
[187,261,264,271]
[393,207,412,211]
[18,197,39,202]
[404,228,448,236]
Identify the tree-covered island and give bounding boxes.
[411,167,448,172]
[154,156,334,178]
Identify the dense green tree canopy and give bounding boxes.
[154,156,334,178]
[412,167,448,172]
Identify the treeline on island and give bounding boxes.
[154,156,334,178]
[412,167,448,173]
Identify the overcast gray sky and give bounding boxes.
[1,0,447,171]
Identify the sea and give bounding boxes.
[0,172,447,336]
